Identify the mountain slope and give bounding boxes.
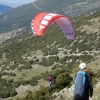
[0,2,24,8]
[0,4,12,14]
[1,10,100,100]
[0,0,100,33]
[0,1,100,100]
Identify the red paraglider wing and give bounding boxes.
[31,12,74,40]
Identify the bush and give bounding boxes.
[10,90,17,97]
[54,72,72,91]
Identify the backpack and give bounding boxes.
[48,76,53,81]
[74,71,86,100]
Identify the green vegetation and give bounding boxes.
[15,71,72,100]
[0,4,100,100]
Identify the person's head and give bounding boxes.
[79,63,86,71]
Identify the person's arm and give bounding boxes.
[88,74,93,97]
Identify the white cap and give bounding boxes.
[79,63,86,70]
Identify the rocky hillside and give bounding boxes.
[0,10,99,100]
[0,1,100,100]
[53,80,100,100]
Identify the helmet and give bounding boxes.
[79,63,86,70]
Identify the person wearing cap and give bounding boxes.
[73,63,93,100]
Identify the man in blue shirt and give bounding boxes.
[73,63,93,100]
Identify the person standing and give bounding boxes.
[48,75,55,90]
[73,63,93,100]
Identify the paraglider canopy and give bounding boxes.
[31,12,74,40]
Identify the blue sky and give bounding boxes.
[0,0,36,4]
